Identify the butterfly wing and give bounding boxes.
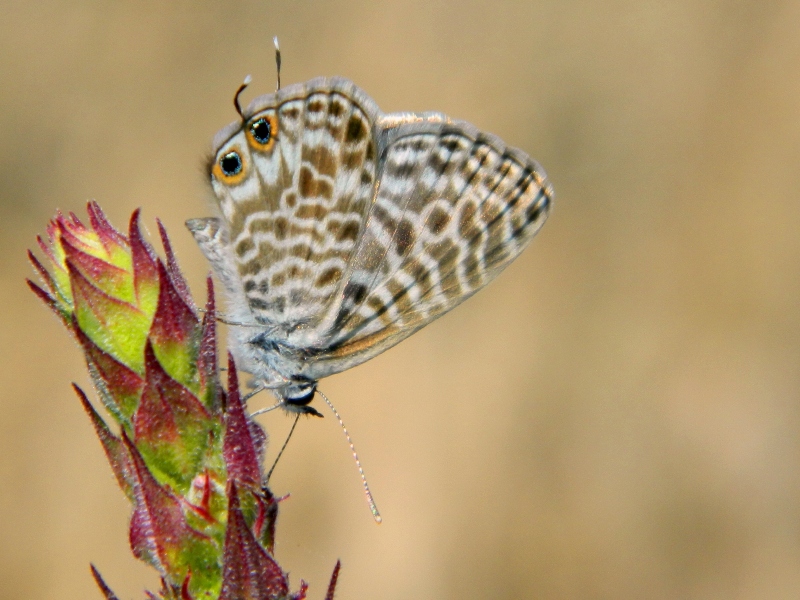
[307,113,553,378]
[192,78,380,331]
[189,78,551,385]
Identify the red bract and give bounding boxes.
[29,204,339,599]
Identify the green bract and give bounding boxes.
[29,203,338,600]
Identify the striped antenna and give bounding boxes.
[317,390,382,523]
[273,36,281,91]
[233,74,252,121]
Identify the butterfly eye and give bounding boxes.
[220,151,242,176]
[250,118,272,144]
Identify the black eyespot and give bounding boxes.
[220,151,242,176]
[250,118,272,144]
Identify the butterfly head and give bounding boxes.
[278,379,323,417]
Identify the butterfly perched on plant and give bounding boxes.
[187,76,552,415]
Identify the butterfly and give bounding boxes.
[187,76,552,416]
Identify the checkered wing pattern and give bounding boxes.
[191,77,552,386]
[203,78,380,330]
[310,114,552,377]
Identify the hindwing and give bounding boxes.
[308,113,552,377]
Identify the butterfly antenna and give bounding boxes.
[317,390,382,523]
[273,36,282,91]
[266,413,300,482]
[233,74,252,121]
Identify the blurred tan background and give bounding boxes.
[2,1,800,598]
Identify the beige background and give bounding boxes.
[3,1,800,598]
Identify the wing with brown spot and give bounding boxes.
[208,78,380,328]
[309,116,552,377]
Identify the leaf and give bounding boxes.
[124,431,220,595]
[149,261,200,390]
[74,383,135,501]
[197,277,222,414]
[68,258,151,372]
[324,561,341,600]
[90,564,121,600]
[219,483,289,600]
[223,354,264,489]
[134,342,214,489]
[129,209,160,318]
[158,218,196,312]
[75,322,143,418]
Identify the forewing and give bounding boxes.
[204,78,379,329]
[311,116,552,376]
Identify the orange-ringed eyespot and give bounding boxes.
[220,151,242,176]
[250,118,272,144]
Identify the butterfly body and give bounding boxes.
[187,77,552,411]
